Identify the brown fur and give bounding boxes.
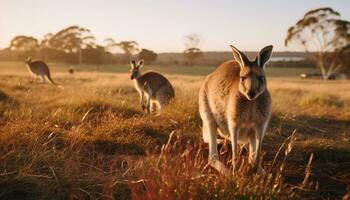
[25,57,55,84]
[136,72,175,100]
[199,45,273,174]
[130,60,175,113]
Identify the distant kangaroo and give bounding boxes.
[199,45,273,174]
[25,57,55,84]
[130,59,175,114]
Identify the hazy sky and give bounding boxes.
[1,0,349,52]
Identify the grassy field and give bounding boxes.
[0,62,349,199]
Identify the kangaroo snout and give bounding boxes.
[247,90,256,100]
[131,71,138,80]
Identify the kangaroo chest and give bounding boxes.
[234,103,259,121]
[133,80,143,93]
[134,79,152,97]
[213,96,266,133]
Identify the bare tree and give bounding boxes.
[183,33,203,65]
[285,7,350,79]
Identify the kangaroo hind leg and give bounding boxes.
[200,109,229,174]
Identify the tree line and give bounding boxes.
[0,25,202,65]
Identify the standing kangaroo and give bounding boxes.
[130,59,175,113]
[25,57,55,84]
[199,45,273,174]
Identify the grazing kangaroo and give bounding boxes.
[25,57,55,84]
[199,45,273,175]
[130,59,175,113]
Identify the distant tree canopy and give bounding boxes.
[48,26,96,64]
[183,33,203,65]
[103,39,139,63]
[117,41,139,59]
[104,38,119,53]
[49,26,96,53]
[183,48,202,65]
[2,25,143,64]
[9,36,39,51]
[285,7,350,79]
[138,48,158,64]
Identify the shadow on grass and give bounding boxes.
[0,180,37,200]
[0,89,19,120]
[269,113,349,138]
[267,113,350,164]
[0,90,9,102]
[265,113,350,198]
[85,139,145,155]
[72,101,141,122]
[114,183,132,200]
[143,127,170,143]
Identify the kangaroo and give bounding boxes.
[25,57,55,84]
[198,45,273,175]
[130,59,175,113]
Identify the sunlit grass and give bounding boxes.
[0,63,349,199]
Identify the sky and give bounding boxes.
[1,0,349,52]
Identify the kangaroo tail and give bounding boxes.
[46,71,56,85]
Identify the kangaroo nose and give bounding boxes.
[248,90,256,99]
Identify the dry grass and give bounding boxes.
[129,131,316,200]
[0,63,349,199]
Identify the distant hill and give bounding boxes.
[155,51,307,66]
[0,48,310,67]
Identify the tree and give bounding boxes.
[8,36,39,51]
[82,45,107,64]
[285,7,350,79]
[138,48,158,64]
[4,26,144,65]
[40,33,54,49]
[183,33,203,65]
[103,38,119,53]
[183,48,202,65]
[103,38,140,63]
[101,38,120,63]
[49,25,96,64]
[118,41,138,55]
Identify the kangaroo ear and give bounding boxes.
[257,45,273,68]
[137,59,144,68]
[230,45,249,68]
[130,60,136,68]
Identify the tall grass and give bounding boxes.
[127,131,319,200]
